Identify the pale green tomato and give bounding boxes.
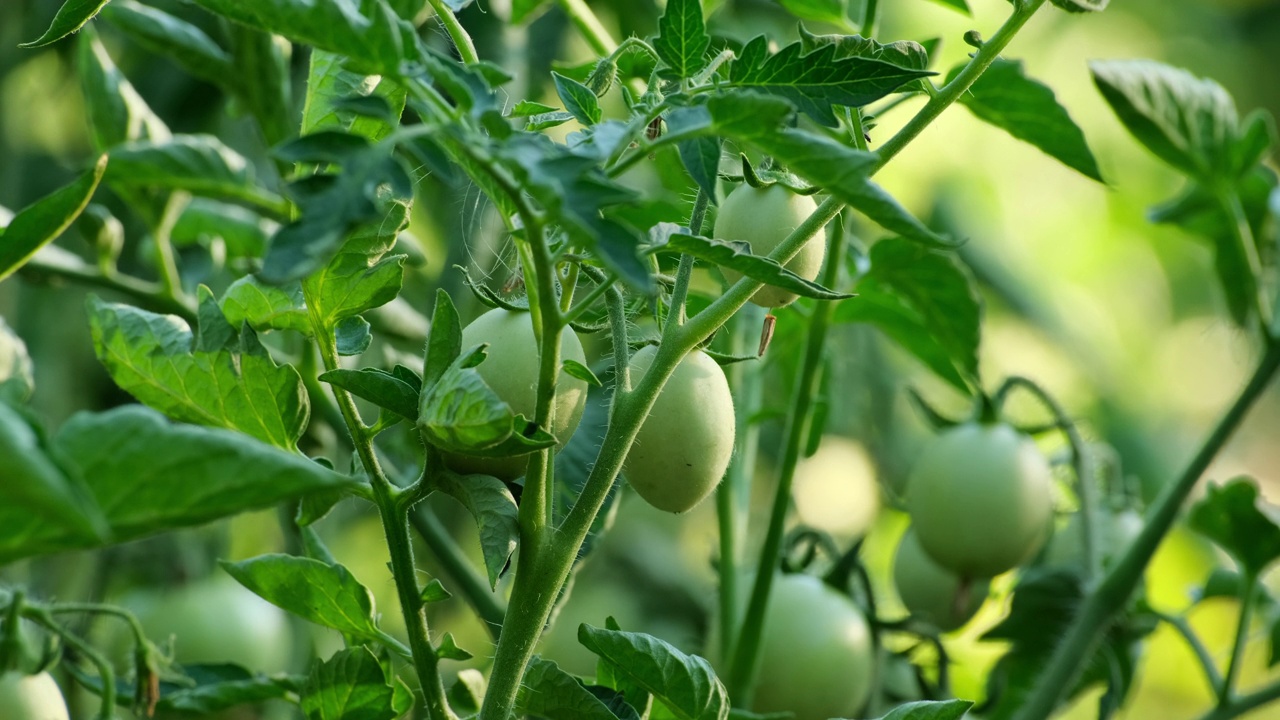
[0,671,69,720]
[1045,508,1144,572]
[713,183,823,308]
[893,527,990,632]
[624,346,735,513]
[445,308,589,480]
[906,422,1054,578]
[752,574,875,720]
[121,576,291,672]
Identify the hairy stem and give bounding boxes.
[427,0,479,65]
[1011,341,1280,720]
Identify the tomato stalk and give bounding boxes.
[426,0,479,65]
[555,0,618,56]
[1011,339,1280,720]
[724,211,847,704]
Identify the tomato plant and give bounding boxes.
[0,671,70,720]
[0,0,1277,719]
[906,421,1055,579]
[623,345,735,513]
[713,183,823,308]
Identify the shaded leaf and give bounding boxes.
[578,625,729,720]
[20,0,111,48]
[1188,477,1280,576]
[320,368,419,420]
[554,72,602,126]
[659,233,852,300]
[518,657,629,720]
[222,554,384,640]
[435,471,519,588]
[0,156,108,282]
[100,1,233,85]
[301,647,398,720]
[106,135,286,216]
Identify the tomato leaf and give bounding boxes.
[222,555,385,642]
[518,657,636,720]
[654,0,710,81]
[950,58,1103,182]
[658,233,853,301]
[554,72,602,126]
[76,26,171,151]
[228,23,294,145]
[302,50,404,142]
[779,0,849,25]
[874,700,974,720]
[87,291,310,449]
[20,0,111,48]
[1091,60,1245,183]
[435,470,519,588]
[727,36,933,126]
[0,405,351,563]
[320,367,421,420]
[106,135,287,217]
[220,276,311,335]
[301,647,399,720]
[0,155,107,282]
[578,625,730,720]
[100,1,233,86]
[1188,477,1280,576]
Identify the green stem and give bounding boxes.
[861,0,881,38]
[555,0,617,56]
[303,294,456,720]
[1219,189,1273,337]
[19,250,197,323]
[996,376,1100,584]
[716,305,766,661]
[152,192,189,300]
[1197,680,1280,720]
[26,609,118,720]
[874,0,1047,167]
[409,505,508,639]
[1010,340,1280,720]
[1221,572,1258,703]
[668,190,710,328]
[726,214,845,703]
[1155,610,1223,693]
[562,270,616,325]
[427,0,479,65]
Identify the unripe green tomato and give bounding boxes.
[624,346,735,513]
[906,422,1054,578]
[0,671,70,720]
[893,527,990,632]
[119,576,291,672]
[444,308,589,480]
[1045,508,1144,572]
[713,184,823,308]
[752,574,875,720]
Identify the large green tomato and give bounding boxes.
[893,527,990,632]
[623,346,735,513]
[445,308,589,480]
[713,183,823,308]
[752,573,874,720]
[120,575,291,672]
[0,671,69,720]
[1045,508,1144,572]
[906,422,1054,579]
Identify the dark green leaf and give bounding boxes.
[222,555,384,640]
[0,155,107,282]
[796,28,929,75]
[20,0,111,47]
[435,471,519,588]
[554,72,602,126]
[226,23,293,145]
[729,36,932,125]
[76,26,170,152]
[654,0,710,80]
[303,251,407,331]
[172,199,270,258]
[100,1,233,85]
[660,233,853,300]
[301,647,398,720]
[875,700,974,720]
[1091,60,1241,183]
[419,347,517,452]
[1188,477,1280,576]
[423,289,464,393]
[0,405,351,563]
[87,293,310,449]
[517,657,628,720]
[578,625,730,720]
[678,137,722,201]
[320,368,419,420]
[780,0,848,25]
[421,579,452,604]
[562,359,602,387]
[437,633,473,661]
[335,315,373,356]
[106,135,286,215]
[952,58,1102,182]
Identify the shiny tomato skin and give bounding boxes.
[893,527,990,632]
[0,671,70,720]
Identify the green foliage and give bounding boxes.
[0,156,107,281]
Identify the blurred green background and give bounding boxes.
[2,0,1279,718]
